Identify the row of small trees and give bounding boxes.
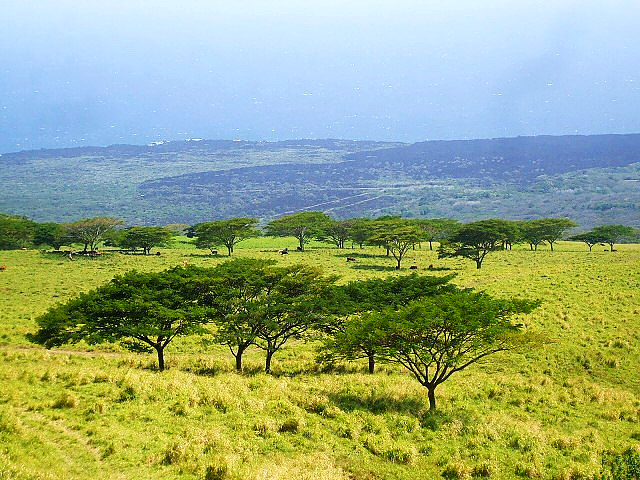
[2,212,637,269]
[30,259,539,411]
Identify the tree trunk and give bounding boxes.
[588,244,593,252]
[367,353,375,374]
[476,259,482,269]
[429,240,433,251]
[427,386,437,411]
[265,349,274,374]
[155,346,165,371]
[227,245,233,256]
[396,258,401,269]
[235,344,247,371]
[549,242,554,252]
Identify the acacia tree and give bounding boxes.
[369,221,424,269]
[535,218,577,251]
[29,267,214,371]
[519,220,547,251]
[591,224,636,251]
[570,231,603,251]
[120,226,172,254]
[418,218,460,250]
[0,214,36,249]
[194,218,260,256]
[264,211,331,251]
[347,218,374,248]
[320,274,455,373]
[203,260,338,373]
[345,290,539,410]
[204,258,278,371]
[251,264,337,373]
[65,217,123,252]
[33,222,66,250]
[438,219,513,269]
[317,219,352,248]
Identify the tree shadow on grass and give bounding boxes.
[333,252,391,259]
[351,264,397,272]
[329,392,426,415]
[187,253,223,258]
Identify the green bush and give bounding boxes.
[595,448,640,479]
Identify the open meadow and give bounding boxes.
[1,239,639,479]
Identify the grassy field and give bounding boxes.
[1,239,639,479]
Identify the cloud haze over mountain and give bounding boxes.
[2,0,639,153]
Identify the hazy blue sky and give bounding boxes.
[2,1,639,152]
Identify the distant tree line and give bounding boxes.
[1,211,638,268]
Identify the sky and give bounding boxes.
[2,0,640,153]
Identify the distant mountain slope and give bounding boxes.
[1,135,639,227]
[344,134,640,182]
[139,134,640,225]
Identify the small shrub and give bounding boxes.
[162,440,191,465]
[383,444,416,464]
[204,463,228,480]
[254,418,277,437]
[596,448,640,480]
[102,443,116,458]
[442,462,470,479]
[514,462,541,478]
[51,393,79,409]
[471,461,494,478]
[117,384,137,402]
[170,401,189,416]
[363,434,386,457]
[0,408,20,434]
[279,417,303,433]
[551,436,576,451]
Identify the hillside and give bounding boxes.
[1,135,639,227]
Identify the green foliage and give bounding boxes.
[29,266,215,370]
[369,219,424,269]
[0,213,36,249]
[264,211,332,251]
[64,217,124,252]
[249,263,338,373]
[438,219,516,268]
[33,222,66,250]
[592,225,637,251]
[596,448,640,480]
[520,218,577,251]
[193,217,260,255]
[320,274,456,373]
[417,218,460,250]
[203,258,278,371]
[570,230,605,251]
[342,290,539,410]
[346,217,375,248]
[119,226,172,254]
[316,219,353,248]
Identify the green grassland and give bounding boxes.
[1,239,639,479]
